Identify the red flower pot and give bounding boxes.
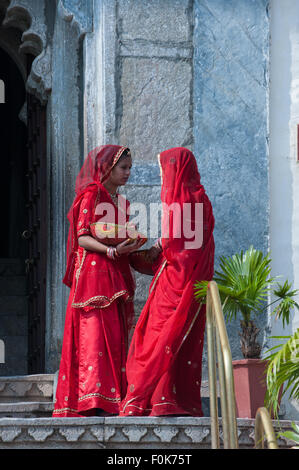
[232,359,268,418]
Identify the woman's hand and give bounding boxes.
[146,245,161,263]
[116,237,144,256]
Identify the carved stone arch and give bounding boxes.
[0,28,27,82]
[57,0,93,39]
[0,27,28,124]
[1,0,52,105]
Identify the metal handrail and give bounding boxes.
[254,407,279,449]
[206,281,238,449]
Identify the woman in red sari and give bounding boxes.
[120,147,215,416]
[53,145,142,417]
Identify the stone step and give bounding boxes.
[0,374,54,403]
[0,375,221,418]
[0,401,53,418]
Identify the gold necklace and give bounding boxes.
[109,191,118,206]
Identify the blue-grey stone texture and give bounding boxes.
[193,0,270,361]
[194,0,270,260]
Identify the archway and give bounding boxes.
[0,47,27,258]
[0,45,47,375]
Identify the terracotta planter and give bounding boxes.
[232,359,268,418]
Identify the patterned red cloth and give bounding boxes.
[120,147,215,416]
[53,146,135,417]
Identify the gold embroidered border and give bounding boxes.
[53,407,79,415]
[78,392,120,403]
[78,227,90,235]
[53,391,121,415]
[149,259,167,295]
[101,146,128,182]
[72,248,131,309]
[121,300,204,414]
[121,400,179,414]
[72,289,130,309]
[175,301,203,356]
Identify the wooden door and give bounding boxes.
[24,93,47,373]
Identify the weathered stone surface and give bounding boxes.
[119,58,193,162]
[193,0,270,360]
[0,416,295,449]
[118,0,191,43]
[0,402,53,418]
[0,375,54,402]
[194,0,269,257]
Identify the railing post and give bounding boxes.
[206,287,220,449]
[255,407,278,449]
[206,281,238,449]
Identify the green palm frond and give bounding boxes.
[279,422,299,445]
[264,329,299,417]
[271,281,299,328]
[194,246,276,324]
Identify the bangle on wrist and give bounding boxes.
[154,238,162,251]
[106,246,116,260]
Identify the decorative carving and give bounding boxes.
[0,418,295,448]
[153,426,179,443]
[184,426,210,443]
[122,426,148,442]
[35,380,53,398]
[9,382,33,397]
[1,0,51,103]
[90,426,104,442]
[104,426,116,441]
[57,0,93,39]
[0,376,54,399]
[0,427,22,442]
[28,427,54,442]
[59,426,85,442]
[0,382,7,393]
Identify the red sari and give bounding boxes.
[120,147,215,416]
[53,146,135,417]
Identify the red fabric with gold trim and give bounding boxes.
[63,145,130,288]
[53,145,135,417]
[71,185,135,314]
[120,147,215,417]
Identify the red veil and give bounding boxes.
[120,147,215,416]
[53,145,135,417]
[63,145,130,287]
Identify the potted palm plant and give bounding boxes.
[194,246,299,418]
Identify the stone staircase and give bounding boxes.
[0,374,294,449]
[0,258,28,376]
[0,374,54,418]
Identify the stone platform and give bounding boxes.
[0,374,295,449]
[0,416,294,449]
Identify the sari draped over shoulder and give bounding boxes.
[53,145,136,417]
[120,147,215,416]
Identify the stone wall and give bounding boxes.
[45,0,271,372]
[0,0,272,376]
[193,0,270,361]
[87,0,270,367]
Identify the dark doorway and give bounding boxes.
[0,47,47,375]
[26,91,47,374]
[0,48,27,259]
